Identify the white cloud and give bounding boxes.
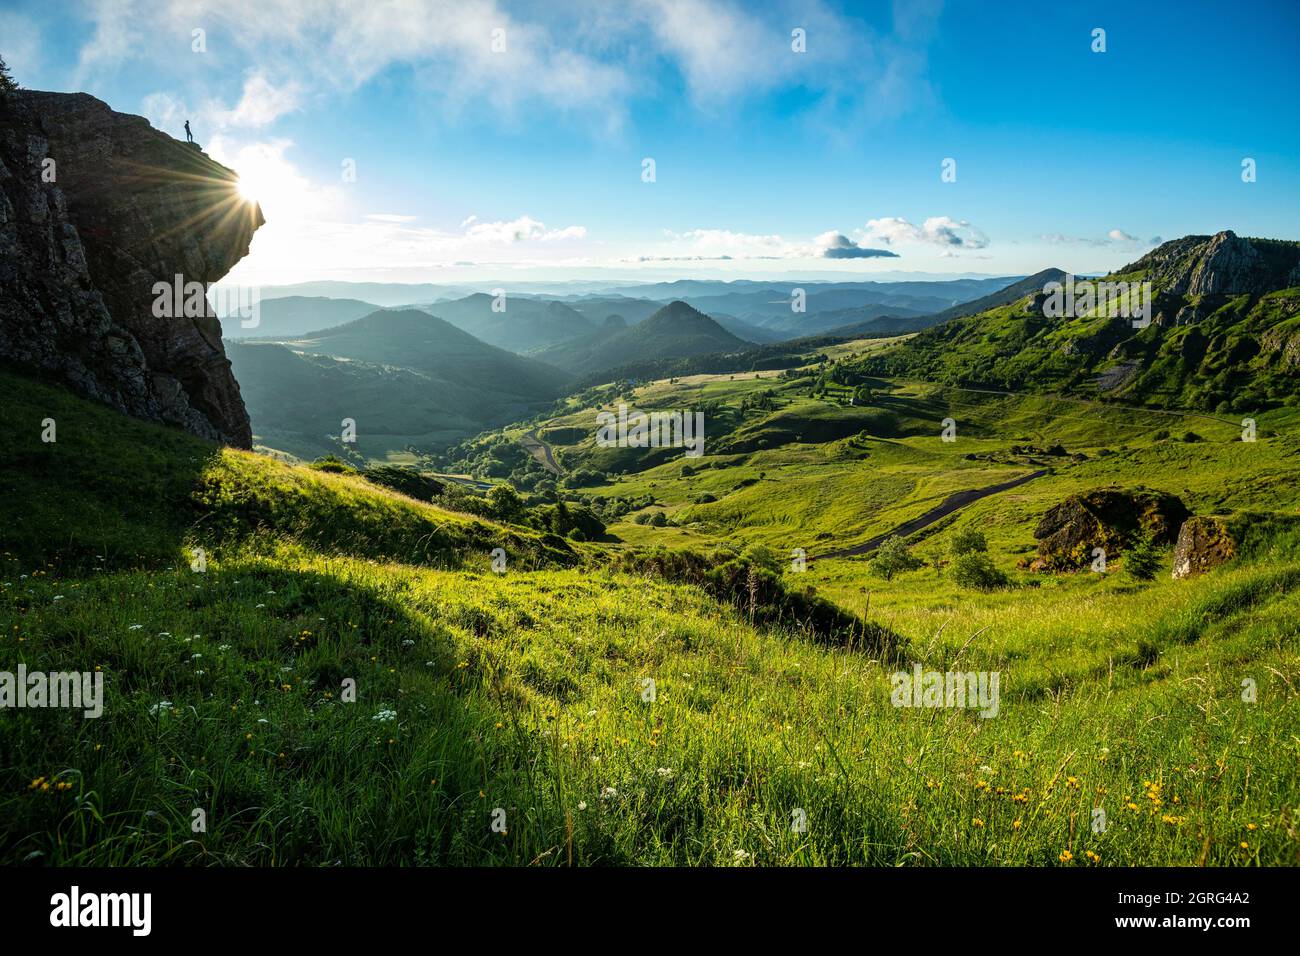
[213,73,302,128]
[463,216,586,244]
[1041,230,1158,249]
[636,0,779,102]
[72,0,940,133]
[860,216,989,249]
[72,0,139,89]
[814,231,898,259]
[140,91,190,132]
[628,227,899,262]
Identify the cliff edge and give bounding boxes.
[0,90,263,446]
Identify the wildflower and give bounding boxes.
[656,767,674,779]
[1240,841,1249,849]
[1085,850,1100,863]
[601,786,618,800]
[372,709,397,722]
[1012,819,1022,829]
[733,849,750,861]
[149,700,173,715]
[1247,823,1258,831]
[576,801,587,811]
[1059,850,1073,863]
[972,817,985,828]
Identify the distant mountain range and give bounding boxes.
[532,301,748,374]
[226,309,570,457]
[224,295,380,339]
[417,293,594,351]
[220,277,1019,358]
[825,269,1068,338]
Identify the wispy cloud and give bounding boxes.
[1041,230,1161,248]
[860,216,989,249]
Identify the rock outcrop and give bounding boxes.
[0,90,262,446]
[1030,488,1190,572]
[1171,516,1236,579]
[1124,230,1300,297]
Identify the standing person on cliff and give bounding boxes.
[184,119,193,143]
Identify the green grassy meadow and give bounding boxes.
[2,362,1298,866]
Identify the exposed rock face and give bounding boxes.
[1030,488,1190,572]
[1171,516,1236,579]
[1125,230,1300,296]
[0,90,262,446]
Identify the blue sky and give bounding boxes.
[3,0,1297,285]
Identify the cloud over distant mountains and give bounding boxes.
[816,232,899,259]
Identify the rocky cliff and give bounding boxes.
[0,90,262,446]
[1124,230,1300,296]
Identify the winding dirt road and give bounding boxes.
[812,468,1049,561]
[519,428,562,475]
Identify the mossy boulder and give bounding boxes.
[1171,516,1237,579]
[1031,488,1190,572]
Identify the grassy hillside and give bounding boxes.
[227,341,553,461]
[228,310,573,461]
[856,236,1300,414]
[827,268,1068,339]
[0,367,571,572]
[2,363,1298,867]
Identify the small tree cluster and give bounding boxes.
[0,55,18,93]
[869,535,923,581]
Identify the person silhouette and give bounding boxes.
[184,120,193,143]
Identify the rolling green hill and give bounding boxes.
[826,269,1069,339]
[226,310,572,460]
[855,233,1300,413]
[4,358,1299,866]
[423,293,595,352]
[222,295,381,340]
[535,301,750,375]
[283,308,569,394]
[226,341,551,461]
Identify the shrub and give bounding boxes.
[1124,534,1161,581]
[0,55,17,93]
[486,484,526,523]
[949,552,1009,591]
[310,455,357,474]
[612,547,905,658]
[362,465,445,502]
[869,536,923,580]
[950,526,988,556]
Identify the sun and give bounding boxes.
[229,145,319,221]
[237,174,260,203]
